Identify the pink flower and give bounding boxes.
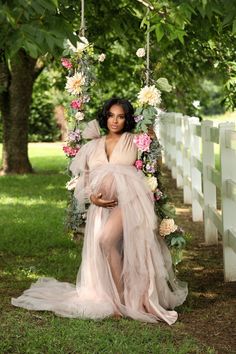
[133,133,152,152]
[70,100,82,110]
[135,159,143,170]
[61,58,73,69]
[155,189,163,201]
[63,145,80,157]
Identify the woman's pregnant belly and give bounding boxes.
[92,173,118,201]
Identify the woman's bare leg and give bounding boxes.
[99,207,124,303]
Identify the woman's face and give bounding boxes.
[107,104,126,134]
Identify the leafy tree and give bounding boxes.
[0,0,75,173]
[1,0,235,175]
[0,0,145,174]
[29,68,64,142]
[139,0,236,113]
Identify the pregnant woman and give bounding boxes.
[12,98,188,325]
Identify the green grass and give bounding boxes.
[202,112,236,171]
[0,143,216,353]
[203,111,236,122]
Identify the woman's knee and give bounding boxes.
[99,234,112,255]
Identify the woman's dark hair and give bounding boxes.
[97,98,136,132]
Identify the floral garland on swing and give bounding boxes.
[61,37,190,267]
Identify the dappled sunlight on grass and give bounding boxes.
[0,197,66,207]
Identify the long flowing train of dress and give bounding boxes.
[12,123,188,325]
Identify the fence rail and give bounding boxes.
[157,112,236,282]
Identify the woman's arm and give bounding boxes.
[90,193,118,208]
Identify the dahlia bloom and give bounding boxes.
[65,72,86,95]
[138,85,162,107]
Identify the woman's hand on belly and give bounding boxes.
[90,193,118,208]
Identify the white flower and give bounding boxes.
[138,85,162,106]
[136,48,145,57]
[66,176,79,191]
[159,218,178,237]
[192,100,200,109]
[65,72,86,95]
[67,37,89,53]
[146,176,158,192]
[75,112,85,121]
[98,53,106,62]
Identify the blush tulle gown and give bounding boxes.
[12,120,188,325]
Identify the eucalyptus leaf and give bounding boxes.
[134,107,143,115]
[156,78,172,92]
[160,204,176,218]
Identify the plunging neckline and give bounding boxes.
[103,133,126,162]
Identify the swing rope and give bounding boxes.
[137,0,154,86]
[146,8,150,86]
[80,0,152,85]
[80,0,85,37]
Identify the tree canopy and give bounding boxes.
[0,0,236,173]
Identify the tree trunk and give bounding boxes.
[0,50,37,174]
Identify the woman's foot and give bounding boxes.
[112,311,122,319]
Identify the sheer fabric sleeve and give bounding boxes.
[69,141,95,211]
[69,120,101,210]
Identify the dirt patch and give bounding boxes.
[161,165,236,354]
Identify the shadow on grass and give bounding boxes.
[30,156,68,175]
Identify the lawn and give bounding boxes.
[0,143,217,354]
[202,112,236,171]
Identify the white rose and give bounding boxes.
[159,219,178,237]
[136,48,145,57]
[75,112,85,121]
[146,176,158,192]
[98,53,106,62]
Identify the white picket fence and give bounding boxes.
[156,112,236,282]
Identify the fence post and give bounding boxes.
[190,118,203,221]
[202,120,218,244]
[170,114,177,179]
[182,116,192,204]
[175,113,184,188]
[164,113,172,169]
[219,121,236,281]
